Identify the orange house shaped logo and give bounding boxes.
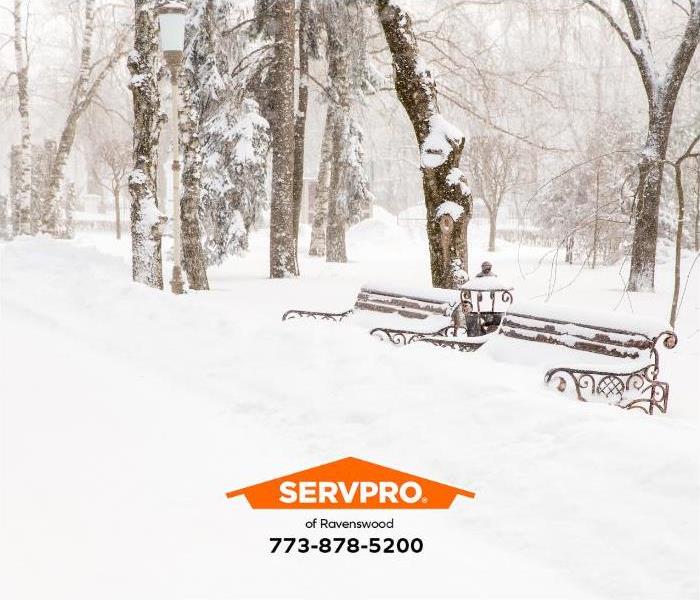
[225,457,475,509]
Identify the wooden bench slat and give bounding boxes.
[355,293,453,316]
[500,327,642,359]
[502,315,653,351]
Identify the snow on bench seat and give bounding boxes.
[505,300,671,340]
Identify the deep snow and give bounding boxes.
[1,214,698,599]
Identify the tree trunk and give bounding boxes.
[326,107,348,262]
[376,0,471,288]
[0,194,10,240]
[582,1,700,291]
[627,115,671,291]
[592,168,600,268]
[487,211,497,252]
[268,0,296,278]
[308,105,334,256]
[324,1,351,264]
[179,67,209,290]
[127,0,166,289]
[670,163,685,327]
[113,184,121,240]
[13,0,31,235]
[44,2,126,237]
[291,0,310,273]
[41,0,96,234]
[695,158,699,252]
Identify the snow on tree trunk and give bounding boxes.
[308,107,334,256]
[268,0,297,278]
[583,1,700,292]
[376,0,471,288]
[42,0,126,237]
[291,0,310,273]
[41,0,96,234]
[13,0,31,235]
[179,69,209,290]
[127,0,166,289]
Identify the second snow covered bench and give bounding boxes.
[282,283,464,332]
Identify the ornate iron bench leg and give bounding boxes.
[282,309,353,322]
[545,365,670,415]
[370,325,484,352]
[370,327,432,345]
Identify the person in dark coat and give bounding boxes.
[476,261,495,277]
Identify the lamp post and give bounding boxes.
[156,1,187,294]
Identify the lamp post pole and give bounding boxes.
[156,1,187,294]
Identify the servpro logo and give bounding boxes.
[225,457,475,509]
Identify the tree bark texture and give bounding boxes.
[584,0,700,291]
[43,0,127,236]
[308,107,334,256]
[41,0,96,234]
[324,3,352,263]
[268,0,297,278]
[128,0,166,289]
[487,211,497,252]
[180,66,210,290]
[291,0,310,273]
[376,0,471,288]
[13,0,31,235]
[669,163,684,327]
[113,185,121,240]
[695,158,699,252]
[325,105,348,263]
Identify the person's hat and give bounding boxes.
[481,261,492,270]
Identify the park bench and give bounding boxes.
[501,303,677,414]
[372,299,677,414]
[283,284,677,414]
[282,282,464,333]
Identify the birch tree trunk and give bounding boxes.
[180,70,209,290]
[41,0,95,234]
[291,0,310,273]
[376,0,471,288]
[13,0,31,235]
[268,0,297,278]
[43,0,127,236]
[127,0,166,288]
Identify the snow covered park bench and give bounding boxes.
[508,304,678,415]
[378,300,677,415]
[282,283,464,333]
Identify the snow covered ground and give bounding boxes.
[1,212,698,599]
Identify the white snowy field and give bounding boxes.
[1,211,699,599]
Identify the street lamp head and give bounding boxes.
[156,1,187,64]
